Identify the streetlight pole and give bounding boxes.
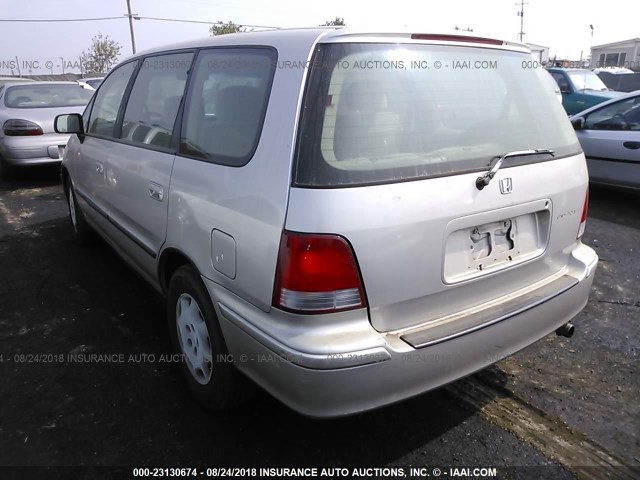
[126,0,137,54]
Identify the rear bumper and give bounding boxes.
[208,243,598,418]
[0,135,69,166]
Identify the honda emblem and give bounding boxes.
[499,177,513,194]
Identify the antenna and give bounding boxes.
[515,0,529,43]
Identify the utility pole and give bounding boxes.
[516,0,529,43]
[590,24,594,67]
[126,0,137,54]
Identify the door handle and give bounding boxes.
[95,162,104,174]
[623,141,640,150]
[148,182,164,202]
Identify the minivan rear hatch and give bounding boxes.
[285,37,586,332]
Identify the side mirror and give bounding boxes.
[54,113,84,135]
[571,117,585,130]
[559,84,571,94]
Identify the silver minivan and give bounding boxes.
[55,29,598,417]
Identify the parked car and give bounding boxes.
[570,91,640,191]
[593,67,634,75]
[0,76,34,89]
[0,81,94,179]
[596,70,640,93]
[56,29,597,417]
[79,77,104,89]
[547,67,623,115]
[76,80,97,91]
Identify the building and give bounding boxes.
[526,43,550,64]
[591,38,640,71]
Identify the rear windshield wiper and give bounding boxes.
[476,149,555,190]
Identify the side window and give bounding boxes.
[88,61,137,138]
[120,52,193,149]
[584,97,640,131]
[180,48,277,166]
[551,72,569,93]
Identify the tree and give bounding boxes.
[210,21,248,36]
[321,17,346,26]
[80,33,122,75]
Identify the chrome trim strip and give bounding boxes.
[401,274,578,349]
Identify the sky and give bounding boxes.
[0,0,638,75]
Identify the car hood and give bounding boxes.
[578,89,624,99]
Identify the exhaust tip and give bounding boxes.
[556,322,575,338]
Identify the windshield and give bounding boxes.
[295,43,580,187]
[4,84,94,108]
[567,70,608,91]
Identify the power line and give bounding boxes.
[0,16,279,29]
[0,16,124,22]
[138,16,279,29]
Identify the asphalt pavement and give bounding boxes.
[0,166,637,479]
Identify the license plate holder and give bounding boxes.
[443,201,551,284]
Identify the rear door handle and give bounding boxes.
[149,182,164,202]
[623,141,640,150]
[95,162,104,174]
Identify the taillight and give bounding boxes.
[577,188,589,238]
[273,231,366,314]
[3,119,43,136]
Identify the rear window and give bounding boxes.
[295,43,581,187]
[4,84,93,109]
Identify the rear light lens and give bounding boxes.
[577,188,589,238]
[3,119,43,136]
[273,231,366,314]
[411,33,504,45]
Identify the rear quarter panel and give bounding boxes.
[163,36,317,311]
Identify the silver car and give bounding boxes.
[79,77,105,89]
[55,29,598,417]
[570,91,640,191]
[0,76,34,88]
[0,81,94,179]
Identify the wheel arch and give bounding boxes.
[158,247,201,296]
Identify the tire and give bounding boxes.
[66,182,95,246]
[167,265,254,410]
